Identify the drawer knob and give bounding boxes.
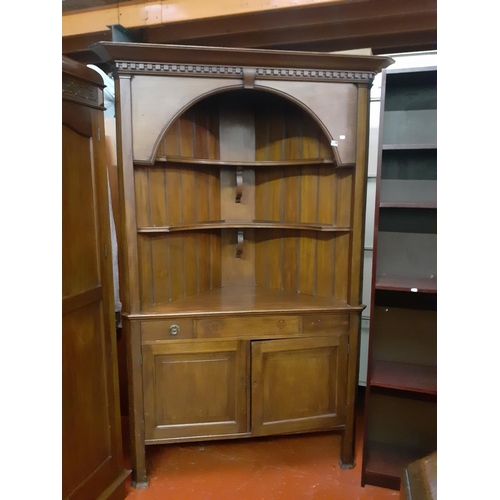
[277,320,286,330]
[169,324,180,336]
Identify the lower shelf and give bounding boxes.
[363,442,432,490]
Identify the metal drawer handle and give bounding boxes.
[169,324,180,336]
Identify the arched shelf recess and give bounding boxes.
[135,90,353,237]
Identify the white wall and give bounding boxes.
[358,50,437,386]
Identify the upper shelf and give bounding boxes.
[154,156,335,167]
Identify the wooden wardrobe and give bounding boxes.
[91,42,393,488]
[62,56,129,500]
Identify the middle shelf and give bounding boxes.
[137,221,352,233]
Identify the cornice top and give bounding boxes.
[90,41,394,75]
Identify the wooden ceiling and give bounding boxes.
[62,0,437,64]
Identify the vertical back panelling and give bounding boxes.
[267,168,284,222]
[210,231,222,288]
[255,105,270,161]
[198,231,212,292]
[161,120,180,157]
[318,166,336,226]
[207,107,220,160]
[150,234,169,305]
[336,169,353,228]
[181,169,197,224]
[333,233,350,301]
[283,230,299,292]
[254,170,269,221]
[316,233,335,298]
[137,234,153,309]
[301,111,321,159]
[195,167,211,223]
[284,167,300,223]
[134,168,150,228]
[183,233,198,295]
[254,230,268,287]
[284,109,302,160]
[148,167,167,227]
[179,108,196,158]
[168,233,185,301]
[268,112,285,160]
[300,166,319,224]
[166,167,183,225]
[206,169,221,221]
[299,232,316,295]
[194,107,209,159]
[267,229,284,290]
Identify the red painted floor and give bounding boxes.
[121,408,399,500]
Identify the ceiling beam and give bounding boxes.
[62,0,437,61]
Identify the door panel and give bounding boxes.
[62,85,126,499]
[143,339,249,441]
[251,336,348,436]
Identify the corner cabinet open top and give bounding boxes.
[91,42,393,488]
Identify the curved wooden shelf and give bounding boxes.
[126,285,364,319]
[154,156,334,167]
[138,221,352,233]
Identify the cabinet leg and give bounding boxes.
[130,435,148,489]
[125,319,149,488]
[339,423,356,469]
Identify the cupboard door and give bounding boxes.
[143,339,249,441]
[251,336,347,436]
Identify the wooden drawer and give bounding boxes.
[196,315,300,339]
[141,319,194,342]
[302,314,350,334]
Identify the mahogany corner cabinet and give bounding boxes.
[91,42,393,488]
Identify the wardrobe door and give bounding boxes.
[62,58,128,500]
